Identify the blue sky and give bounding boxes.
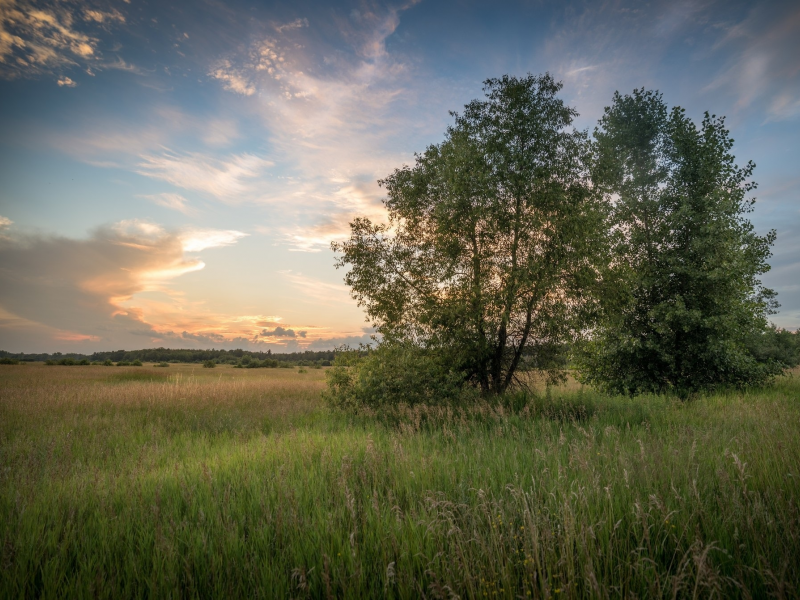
[0,0,798,353]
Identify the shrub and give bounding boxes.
[78,359,90,365]
[154,362,169,368]
[103,359,113,366]
[203,360,216,369]
[746,325,800,369]
[132,360,143,367]
[324,343,475,412]
[0,357,19,365]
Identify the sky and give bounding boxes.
[0,0,798,353]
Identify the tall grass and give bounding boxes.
[1,364,799,598]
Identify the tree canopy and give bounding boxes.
[333,74,607,397]
[576,89,780,396]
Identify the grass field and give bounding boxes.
[1,363,799,598]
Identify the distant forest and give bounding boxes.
[0,348,337,367]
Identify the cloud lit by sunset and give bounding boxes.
[1,0,798,353]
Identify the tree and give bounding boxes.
[333,74,607,400]
[577,89,780,396]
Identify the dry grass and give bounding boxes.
[1,363,799,598]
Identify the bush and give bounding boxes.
[154,362,169,368]
[324,343,475,412]
[132,360,143,367]
[103,359,113,366]
[203,360,216,369]
[0,357,19,365]
[746,325,800,369]
[79,359,90,365]
[116,361,130,367]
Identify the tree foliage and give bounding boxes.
[333,74,607,401]
[576,89,780,396]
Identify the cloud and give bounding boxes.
[0,215,11,228]
[101,57,147,75]
[259,326,306,338]
[137,150,273,202]
[181,229,248,252]
[307,333,378,350]
[205,2,431,249]
[208,60,256,96]
[56,75,75,86]
[0,220,253,351]
[274,18,308,34]
[279,270,354,305]
[83,9,125,25]
[0,0,127,80]
[703,3,800,121]
[141,192,192,214]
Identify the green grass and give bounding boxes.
[1,364,799,598]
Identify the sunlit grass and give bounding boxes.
[1,363,798,598]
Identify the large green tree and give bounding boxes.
[333,74,606,397]
[577,89,780,396]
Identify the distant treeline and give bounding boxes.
[0,348,337,367]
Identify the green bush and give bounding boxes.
[745,325,800,369]
[0,357,19,365]
[154,362,169,368]
[103,359,113,366]
[324,343,475,411]
[203,360,216,369]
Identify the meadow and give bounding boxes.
[0,363,798,598]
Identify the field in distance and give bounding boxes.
[1,362,799,598]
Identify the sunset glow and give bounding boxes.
[1,0,798,353]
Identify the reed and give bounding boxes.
[1,363,798,598]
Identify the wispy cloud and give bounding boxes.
[274,18,308,34]
[140,192,192,214]
[181,228,248,252]
[279,270,354,305]
[137,151,273,202]
[206,2,430,249]
[703,4,800,121]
